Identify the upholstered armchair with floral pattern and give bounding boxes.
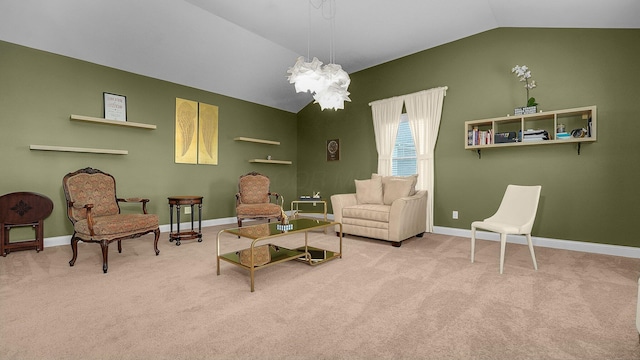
[62,167,160,273]
[235,172,283,228]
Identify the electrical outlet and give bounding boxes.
[452,210,458,219]
[184,206,191,215]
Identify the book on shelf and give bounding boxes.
[521,129,549,141]
[468,128,492,146]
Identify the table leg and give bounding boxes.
[169,204,174,242]
[216,230,222,275]
[1,224,7,257]
[176,205,181,246]
[197,203,203,242]
[190,204,194,233]
[250,267,255,292]
[338,223,343,258]
[36,221,44,252]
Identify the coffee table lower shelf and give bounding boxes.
[216,219,342,292]
[219,245,306,269]
[293,246,340,265]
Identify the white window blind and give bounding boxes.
[392,114,417,176]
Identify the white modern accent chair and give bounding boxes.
[471,184,542,274]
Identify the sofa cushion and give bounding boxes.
[383,179,413,205]
[342,204,390,223]
[355,177,383,205]
[372,173,418,196]
[342,217,390,230]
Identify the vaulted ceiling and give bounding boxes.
[1,0,638,113]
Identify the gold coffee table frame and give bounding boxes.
[216,218,342,292]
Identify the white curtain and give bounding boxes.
[405,87,446,232]
[370,97,404,176]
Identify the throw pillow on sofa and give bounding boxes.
[383,179,413,205]
[355,177,383,204]
[372,173,418,196]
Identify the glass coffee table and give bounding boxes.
[216,218,342,292]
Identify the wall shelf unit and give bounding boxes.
[249,159,292,165]
[234,137,280,145]
[70,114,157,130]
[236,136,291,164]
[465,106,596,157]
[30,144,128,155]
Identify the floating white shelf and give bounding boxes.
[30,145,128,155]
[70,114,157,130]
[249,159,292,165]
[234,137,280,145]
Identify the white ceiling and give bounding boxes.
[1,0,638,113]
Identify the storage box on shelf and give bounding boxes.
[464,106,596,156]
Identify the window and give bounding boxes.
[392,114,416,176]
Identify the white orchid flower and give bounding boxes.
[512,64,538,107]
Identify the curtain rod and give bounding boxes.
[368,86,448,106]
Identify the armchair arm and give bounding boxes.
[330,193,357,232]
[269,192,284,207]
[117,197,151,214]
[388,190,428,242]
[67,201,96,236]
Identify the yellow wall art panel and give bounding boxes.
[198,102,219,165]
[175,98,198,164]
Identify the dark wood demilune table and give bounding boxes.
[1,192,54,256]
[168,196,203,246]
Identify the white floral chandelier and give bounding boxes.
[287,0,351,111]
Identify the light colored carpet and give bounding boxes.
[1,224,639,360]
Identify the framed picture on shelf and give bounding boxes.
[326,139,340,161]
[103,92,127,121]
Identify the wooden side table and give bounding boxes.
[1,192,54,256]
[168,196,203,246]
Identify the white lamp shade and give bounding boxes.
[287,57,329,94]
[322,63,350,89]
[313,82,351,110]
[288,56,351,110]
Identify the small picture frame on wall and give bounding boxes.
[326,139,340,161]
[103,92,127,121]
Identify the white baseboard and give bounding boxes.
[158,217,237,233]
[44,217,239,249]
[43,216,332,248]
[43,220,638,259]
[433,226,640,259]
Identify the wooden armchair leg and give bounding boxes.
[153,228,160,255]
[101,241,109,274]
[69,235,79,267]
[117,240,122,253]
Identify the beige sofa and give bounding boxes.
[330,174,427,247]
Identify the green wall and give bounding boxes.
[3,28,639,248]
[0,41,297,240]
[296,28,640,248]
